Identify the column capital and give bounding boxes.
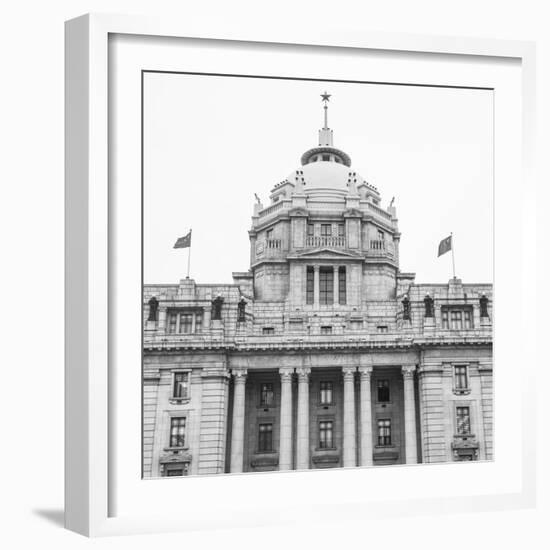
[279,367,294,381]
[232,367,248,382]
[401,364,416,379]
[342,366,357,380]
[358,365,373,379]
[313,264,320,272]
[296,366,311,381]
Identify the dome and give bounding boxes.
[287,161,364,196]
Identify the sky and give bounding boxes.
[143,72,493,285]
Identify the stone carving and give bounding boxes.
[424,294,434,318]
[211,295,224,320]
[402,294,411,321]
[237,297,247,322]
[480,294,489,318]
[147,296,159,321]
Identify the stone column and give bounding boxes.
[279,367,294,470]
[296,366,311,470]
[229,368,247,473]
[402,365,418,464]
[342,366,357,467]
[359,366,373,466]
[313,265,320,308]
[333,265,339,305]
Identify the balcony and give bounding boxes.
[306,236,346,248]
[367,239,394,259]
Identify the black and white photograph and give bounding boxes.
[142,73,493,478]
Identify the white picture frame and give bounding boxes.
[65,13,536,537]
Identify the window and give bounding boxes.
[441,307,474,330]
[456,407,471,435]
[337,223,345,237]
[338,267,346,305]
[322,154,330,161]
[377,325,389,333]
[320,326,332,335]
[319,267,334,304]
[167,310,203,334]
[173,372,189,399]
[169,417,186,448]
[319,420,334,449]
[262,327,274,335]
[260,383,274,407]
[306,266,314,305]
[377,419,391,446]
[454,366,468,391]
[166,469,184,477]
[377,380,390,402]
[320,381,333,405]
[377,229,384,240]
[321,224,332,236]
[258,423,273,452]
[307,223,314,237]
[266,228,273,240]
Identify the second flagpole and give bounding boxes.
[451,232,456,279]
[186,229,192,279]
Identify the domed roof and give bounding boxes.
[287,161,364,196]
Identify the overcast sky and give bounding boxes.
[143,73,492,285]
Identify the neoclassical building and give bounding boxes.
[143,96,493,478]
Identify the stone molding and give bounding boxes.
[296,366,311,380]
[232,367,248,381]
[401,364,416,378]
[342,366,357,379]
[279,367,294,381]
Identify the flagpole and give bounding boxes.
[451,232,456,279]
[186,229,192,279]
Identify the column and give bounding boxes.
[342,366,357,467]
[359,366,373,466]
[296,366,311,470]
[279,367,294,470]
[229,367,247,473]
[313,265,320,308]
[333,265,339,305]
[402,365,418,464]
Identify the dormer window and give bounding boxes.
[322,154,330,161]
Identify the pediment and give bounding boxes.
[291,247,361,259]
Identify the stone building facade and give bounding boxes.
[143,99,493,478]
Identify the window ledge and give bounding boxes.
[169,397,191,404]
[163,446,190,452]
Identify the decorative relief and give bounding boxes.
[279,367,294,381]
[232,367,248,381]
[296,366,311,380]
[401,365,416,378]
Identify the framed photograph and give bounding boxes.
[65,13,536,536]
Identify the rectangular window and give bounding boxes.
[195,312,203,333]
[173,372,189,399]
[442,307,474,330]
[454,366,468,390]
[307,223,314,237]
[306,266,314,305]
[456,407,471,435]
[266,228,273,240]
[262,327,274,335]
[464,310,472,329]
[258,423,273,452]
[320,381,333,405]
[260,383,274,407]
[338,267,346,305]
[441,309,449,329]
[337,223,345,237]
[320,326,332,335]
[179,313,193,334]
[321,224,332,236]
[168,312,178,334]
[169,417,186,448]
[377,419,391,446]
[319,420,334,449]
[377,380,390,402]
[377,229,384,240]
[450,310,462,330]
[377,325,389,333]
[319,267,334,305]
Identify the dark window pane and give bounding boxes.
[258,423,273,452]
[173,372,189,399]
[377,419,391,446]
[319,267,333,305]
[170,417,186,448]
[377,379,390,402]
[338,224,345,237]
[260,383,274,406]
[320,381,333,405]
[307,224,314,236]
[455,366,468,390]
[321,224,332,236]
[456,407,471,435]
[319,420,333,449]
[306,266,314,305]
[338,267,346,305]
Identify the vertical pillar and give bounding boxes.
[229,368,247,473]
[313,265,320,308]
[333,265,339,305]
[359,366,373,466]
[158,307,167,332]
[279,367,294,470]
[402,365,418,464]
[296,366,311,470]
[342,366,357,467]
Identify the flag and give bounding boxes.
[174,230,192,249]
[438,235,452,257]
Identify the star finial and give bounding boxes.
[321,91,331,103]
